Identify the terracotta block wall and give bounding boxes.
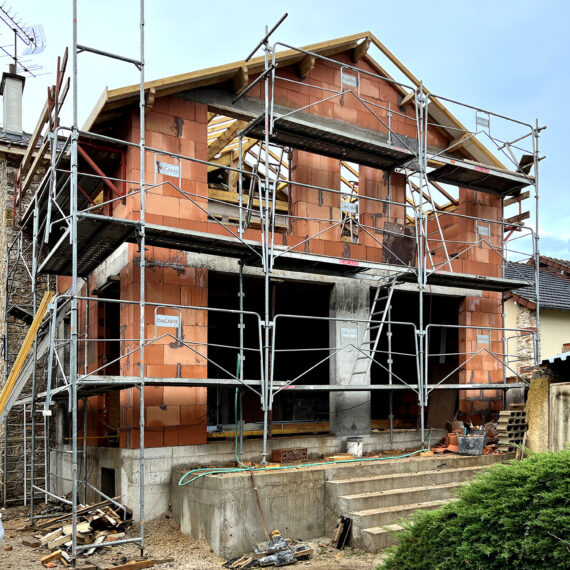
[117,251,208,448]
[457,291,504,423]
[244,53,449,266]
[428,188,503,278]
[426,189,505,421]
[289,150,341,247]
[113,99,209,231]
[359,166,406,254]
[118,385,207,449]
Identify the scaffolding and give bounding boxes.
[1,5,544,564]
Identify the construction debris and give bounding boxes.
[33,500,131,562]
[331,516,351,550]
[434,422,502,456]
[223,531,313,568]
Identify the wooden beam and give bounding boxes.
[341,161,359,178]
[230,65,248,94]
[207,153,232,172]
[0,292,54,419]
[77,145,122,198]
[399,90,415,109]
[208,120,246,160]
[428,179,458,205]
[208,116,234,129]
[145,86,156,111]
[504,191,530,207]
[518,154,534,174]
[446,132,471,152]
[208,187,288,212]
[504,211,531,226]
[20,137,50,202]
[232,137,259,161]
[19,100,49,175]
[351,38,371,62]
[296,54,315,79]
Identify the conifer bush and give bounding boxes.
[380,450,570,569]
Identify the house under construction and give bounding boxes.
[0,4,543,563]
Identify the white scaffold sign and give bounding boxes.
[157,161,180,178]
[155,314,181,329]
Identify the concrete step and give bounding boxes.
[351,498,457,538]
[324,453,509,481]
[360,524,405,551]
[327,465,483,496]
[338,481,462,513]
[324,455,511,533]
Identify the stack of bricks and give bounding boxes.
[497,409,528,452]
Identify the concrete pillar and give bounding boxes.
[329,281,371,436]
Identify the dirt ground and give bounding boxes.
[0,505,383,569]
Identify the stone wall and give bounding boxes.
[0,147,50,504]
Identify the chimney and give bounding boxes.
[0,64,25,133]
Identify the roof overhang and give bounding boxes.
[83,31,507,171]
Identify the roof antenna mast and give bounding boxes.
[0,2,46,76]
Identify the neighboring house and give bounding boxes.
[505,257,570,375]
[0,68,49,505]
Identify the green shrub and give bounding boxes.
[380,450,570,570]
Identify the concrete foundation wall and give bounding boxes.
[53,429,442,523]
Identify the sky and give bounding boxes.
[6,0,570,259]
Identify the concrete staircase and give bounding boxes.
[325,454,509,552]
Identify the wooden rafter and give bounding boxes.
[428,179,458,206]
[446,132,471,153]
[208,120,247,160]
[341,161,359,179]
[351,38,371,62]
[230,65,249,93]
[409,179,442,210]
[296,54,315,79]
[399,90,415,109]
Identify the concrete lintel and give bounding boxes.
[394,281,483,298]
[185,251,364,286]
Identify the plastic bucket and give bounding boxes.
[346,436,363,457]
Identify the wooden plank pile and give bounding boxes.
[33,499,131,566]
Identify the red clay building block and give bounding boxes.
[179,425,207,445]
[146,404,181,427]
[164,426,179,447]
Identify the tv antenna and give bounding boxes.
[0,2,46,77]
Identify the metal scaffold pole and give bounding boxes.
[70,0,80,561]
[414,84,428,446]
[137,0,146,555]
[533,119,544,365]
[29,197,39,522]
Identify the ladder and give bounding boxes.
[349,277,398,383]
